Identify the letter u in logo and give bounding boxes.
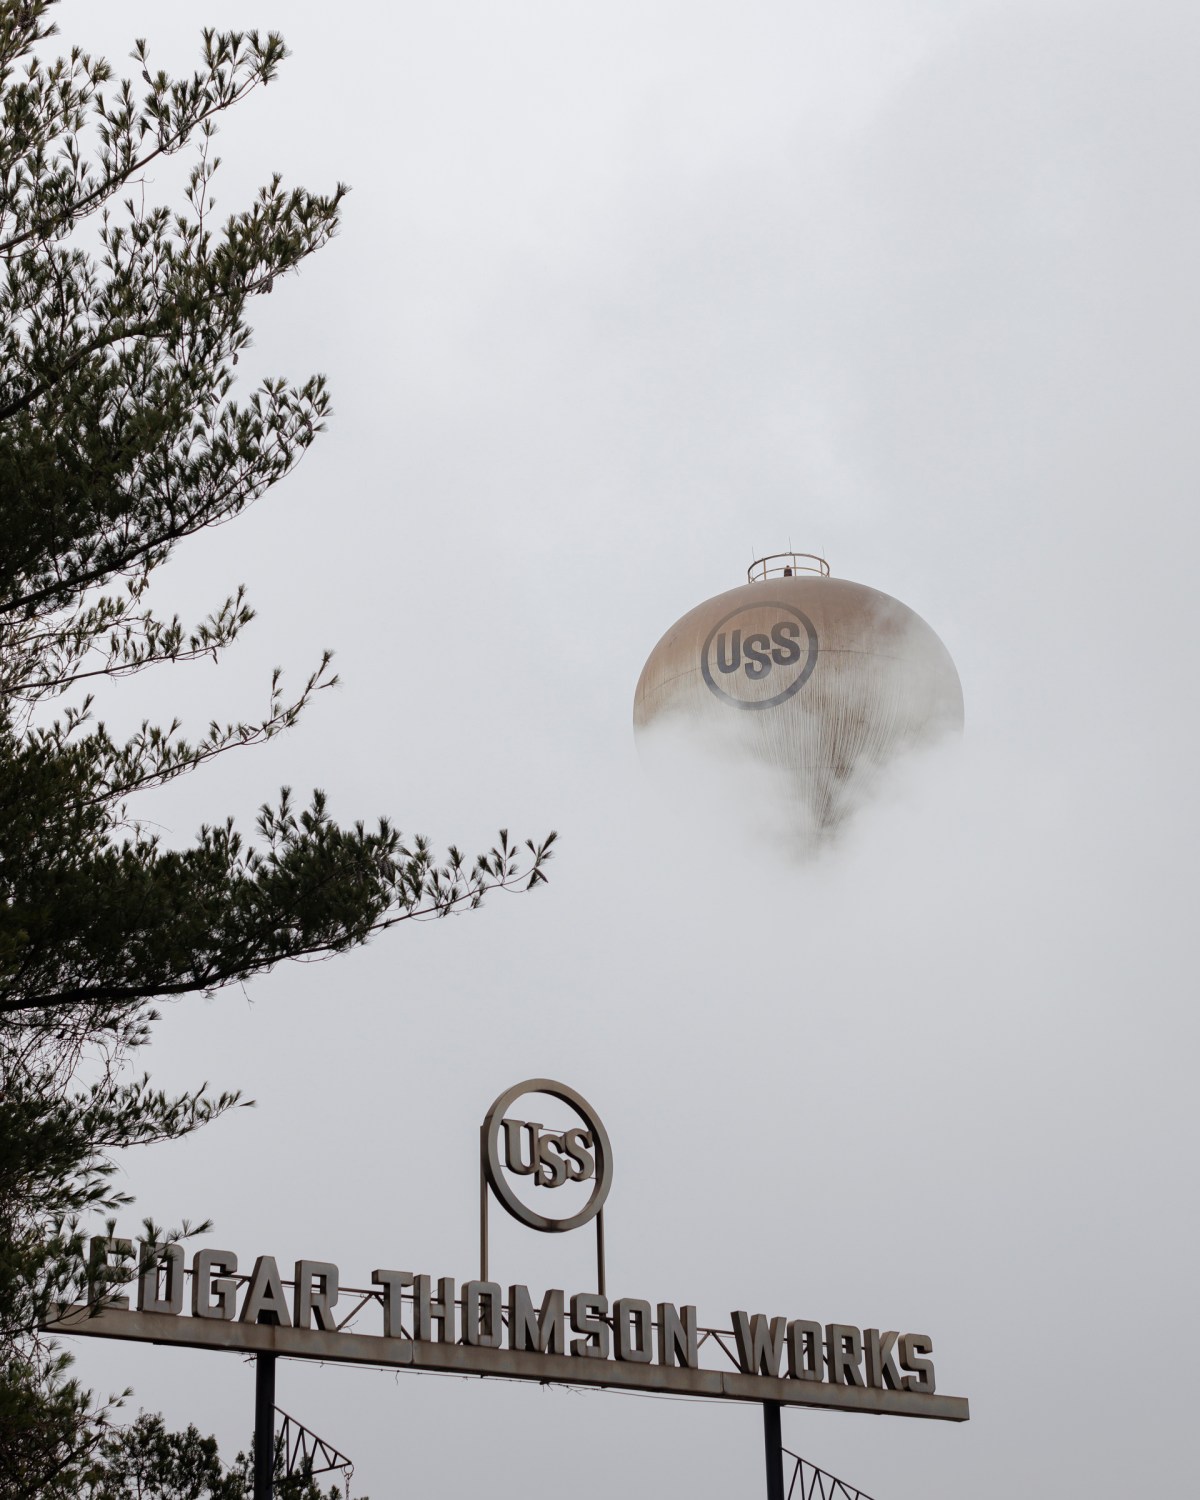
[502,1119,540,1176]
[715,630,742,674]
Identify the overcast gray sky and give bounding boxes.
[57,1,1198,1495]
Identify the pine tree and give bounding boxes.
[0,5,553,1490]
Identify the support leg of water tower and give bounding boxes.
[763,1401,784,1500]
[253,1351,276,1500]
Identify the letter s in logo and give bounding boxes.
[771,620,801,665]
[742,633,772,680]
[561,1127,595,1183]
[536,1133,570,1189]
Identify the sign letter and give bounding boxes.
[786,1320,823,1382]
[88,1237,132,1311]
[864,1328,902,1390]
[900,1333,936,1393]
[294,1261,340,1332]
[414,1275,456,1343]
[463,1281,504,1348]
[502,1119,539,1175]
[239,1256,292,1327]
[536,1133,570,1188]
[732,1312,787,1377]
[562,1128,595,1182]
[614,1298,654,1363]
[507,1285,567,1354]
[371,1269,413,1339]
[826,1324,865,1386]
[570,1293,610,1359]
[137,1242,184,1315]
[192,1250,239,1321]
[657,1304,698,1368]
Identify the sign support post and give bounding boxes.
[595,1208,605,1297]
[762,1401,785,1500]
[479,1123,489,1281]
[253,1349,276,1500]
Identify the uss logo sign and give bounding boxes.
[483,1079,613,1234]
[501,1118,596,1188]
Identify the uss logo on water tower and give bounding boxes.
[700,601,819,711]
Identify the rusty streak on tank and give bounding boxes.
[633,552,964,830]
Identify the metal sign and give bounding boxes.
[479,1077,612,1295]
[55,1243,964,1421]
[49,1079,970,1499]
[481,1078,612,1231]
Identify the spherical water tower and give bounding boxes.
[633,553,963,830]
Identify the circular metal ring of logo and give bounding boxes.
[482,1078,612,1234]
[700,600,819,711]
